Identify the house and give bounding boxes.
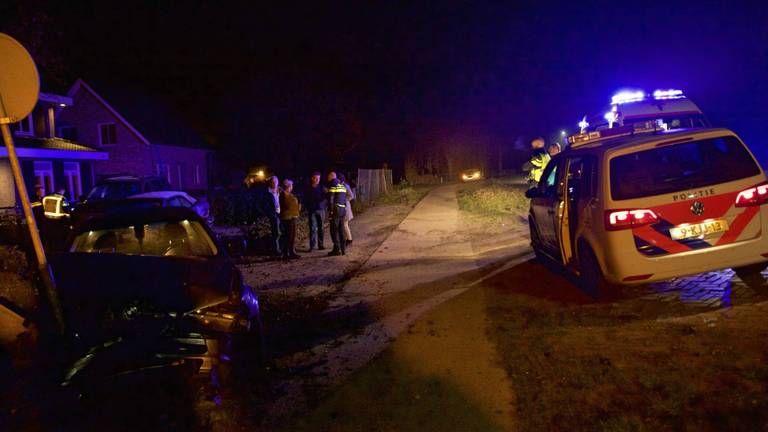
[0,91,107,213]
[57,79,211,193]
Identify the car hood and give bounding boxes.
[49,253,233,333]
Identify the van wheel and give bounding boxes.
[577,242,611,298]
[528,218,545,262]
[733,263,767,288]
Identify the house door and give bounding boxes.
[63,162,82,201]
[33,161,54,195]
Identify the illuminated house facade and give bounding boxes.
[57,79,211,193]
[0,92,107,214]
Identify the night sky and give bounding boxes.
[3,0,767,173]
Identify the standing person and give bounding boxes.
[523,137,550,189]
[262,175,281,257]
[547,142,561,157]
[303,172,327,251]
[279,179,301,259]
[326,172,347,256]
[337,173,354,246]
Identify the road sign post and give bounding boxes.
[0,33,65,334]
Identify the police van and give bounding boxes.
[526,122,768,296]
[579,88,710,134]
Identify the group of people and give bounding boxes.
[524,137,562,189]
[262,171,355,260]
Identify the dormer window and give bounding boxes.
[10,115,33,136]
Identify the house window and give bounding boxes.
[156,163,171,185]
[195,164,201,184]
[59,126,78,141]
[63,162,82,201]
[33,161,54,196]
[10,115,34,136]
[98,123,117,145]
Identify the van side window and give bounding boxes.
[538,159,558,193]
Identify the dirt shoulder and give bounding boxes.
[286,178,768,431]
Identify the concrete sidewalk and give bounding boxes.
[333,184,478,304]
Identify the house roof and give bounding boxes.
[1,137,108,160]
[68,79,209,150]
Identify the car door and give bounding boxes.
[557,155,597,266]
[531,156,564,255]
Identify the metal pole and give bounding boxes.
[0,119,65,334]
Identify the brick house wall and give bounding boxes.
[57,80,211,191]
[153,144,209,192]
[57,88,155,179]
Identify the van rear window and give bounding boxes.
[610,136,760,200]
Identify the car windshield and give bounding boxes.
[610,135,761,200]
[70,219,217,257]
[87,181,141,200]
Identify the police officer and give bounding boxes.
[326,171,347,256]
[524,137,550,189]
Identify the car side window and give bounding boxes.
[566,156,597,200]
[178,197,193,207]
[538,157,559,195]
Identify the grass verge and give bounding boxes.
[456,178,528,222]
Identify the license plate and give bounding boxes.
[669,219,729,240]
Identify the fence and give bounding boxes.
[356,169,393,203]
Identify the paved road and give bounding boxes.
[261,184,513,427]
[279,185,768,431]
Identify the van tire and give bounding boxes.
[734,263,767,288]
[578,242,611,298]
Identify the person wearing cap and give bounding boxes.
[303,171,327,251]
[279,179,301,259]
[326,171,347,256]
[262,175,282,257]
[337,173,355,246]
[547,142,561,157]
[523,137,550,189]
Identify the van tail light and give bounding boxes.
[605,209,659,231]
[735,183,768,207]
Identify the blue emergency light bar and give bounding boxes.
[652,89,684,100]
[611,90,645,105]
[611,88,685,105]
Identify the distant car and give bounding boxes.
[527,126,768,296]
[461,169,482,182]
[84,175,172,201]
[50,207,262,373]
[72,176,173,224]
[128,191,213,225]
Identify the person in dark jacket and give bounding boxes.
[279,179,301,259]
[326,172,347,256]
[262,175,281,256]
[303,172,327,250]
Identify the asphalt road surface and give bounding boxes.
[239,184,768,431]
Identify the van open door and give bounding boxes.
[557,159,573,266]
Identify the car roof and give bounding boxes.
[564,127,734,157]
[73,207,204,233]
[128,191,195,200]
[101,176,140,182]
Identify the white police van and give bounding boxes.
[527,110,768,296]
[578,88,710,134]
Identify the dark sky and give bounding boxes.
[3,0,767,168]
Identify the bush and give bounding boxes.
[210,189,266,226]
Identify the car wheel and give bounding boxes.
[733,262,767,288]
[528,217,545,263]
[577,242,612,298]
